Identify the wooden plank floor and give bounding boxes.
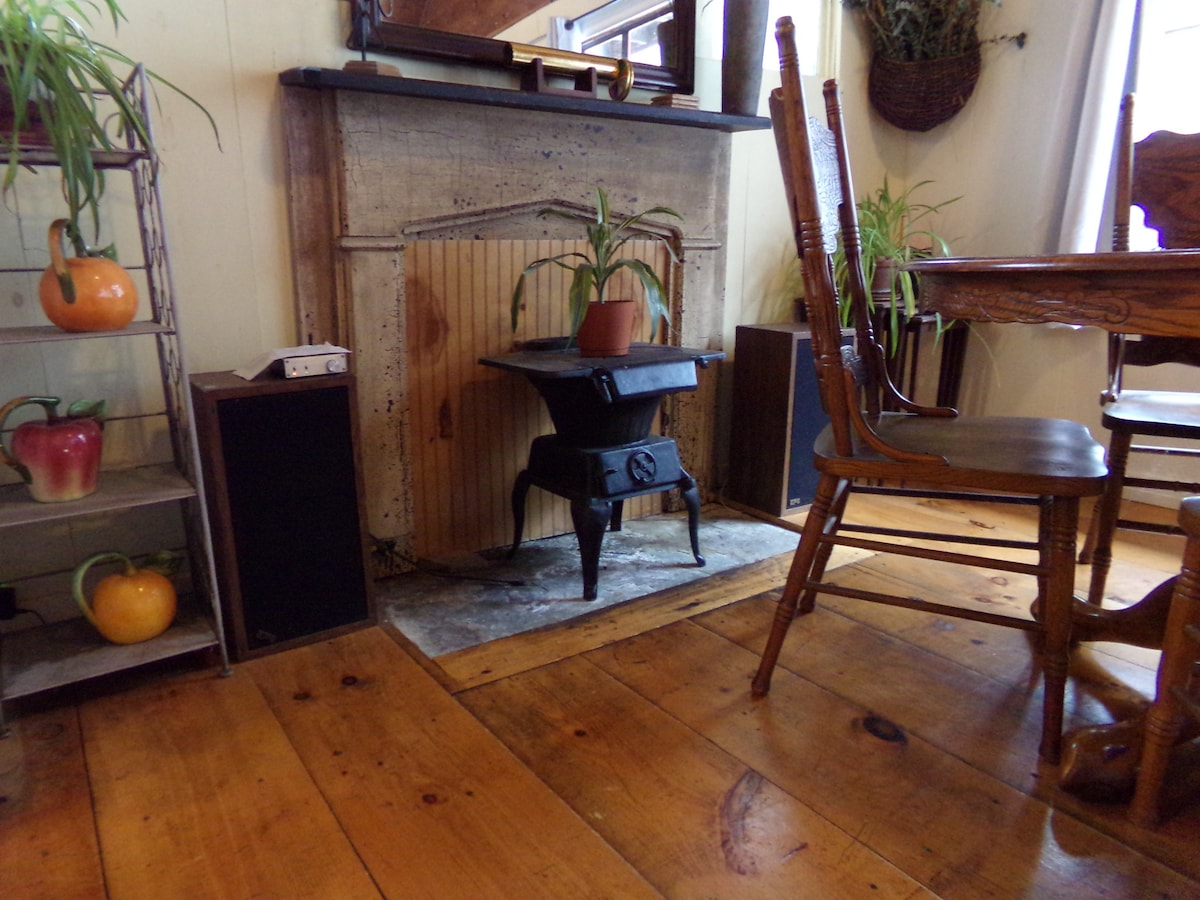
[2,494,1199,898]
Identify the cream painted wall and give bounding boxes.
[3,0,1185,621]
[725,0,1118,449]
[14,0,1104,405]
[0,2,1167,496]
[725,1,1191,511]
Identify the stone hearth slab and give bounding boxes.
[377,506,798,657]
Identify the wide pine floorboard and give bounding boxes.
[2,495,1199,897]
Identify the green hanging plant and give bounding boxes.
[833,177,957,350]
[0,0,219,255]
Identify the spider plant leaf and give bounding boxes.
[1,0,218,248]
[613,258,669,341]
[568,265,597,336]
[510,272,527,332]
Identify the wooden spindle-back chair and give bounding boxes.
[751,16,1109,764]
[1079,94,1200,608]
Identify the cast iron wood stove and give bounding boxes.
[480,344,724,600]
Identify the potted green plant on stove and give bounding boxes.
[1,0,217,323]
[511,186,682,357]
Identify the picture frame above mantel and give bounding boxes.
[347,0,697,95]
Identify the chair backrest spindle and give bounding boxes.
[769,17,954,465]
[769,18,856,456]
[1105,94,1200,402]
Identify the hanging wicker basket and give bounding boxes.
[867,47,982,132]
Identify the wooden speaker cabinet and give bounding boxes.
[726,323,835,517]
[190,371,374,660]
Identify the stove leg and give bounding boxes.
[611,500,624,532]
[680,473,705,566]
[571,498,612,600]
[509,469,532,558]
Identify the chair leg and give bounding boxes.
[800,477,852,614]
[1084,432,1132,605]
[752,473,839,697]
[1078,499,1100,564]
[1038,495,1080,765]
[1130,529,1200,827]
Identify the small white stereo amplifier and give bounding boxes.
[233,343,351,381]
[276,352,349,378]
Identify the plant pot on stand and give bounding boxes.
[575,299,637,357]
[0,83,50,146]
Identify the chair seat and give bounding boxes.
[1102,390,1200,436]
[815,413,1108,495]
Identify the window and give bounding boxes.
[500,0,838,92]
[1128,0,1200,248]
[550,0,673,64]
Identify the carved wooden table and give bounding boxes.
[909,250,1200,794]
[909,250,1200,338]
[910,248,1200,643]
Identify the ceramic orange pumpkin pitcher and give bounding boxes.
[38,219,138,332]
[72,551,177,644]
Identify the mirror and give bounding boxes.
[348,1,696,95]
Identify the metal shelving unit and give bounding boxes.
[0,68,230,731]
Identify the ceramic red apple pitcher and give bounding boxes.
[0,396,104,502]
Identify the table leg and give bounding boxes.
[936,320,969,409]
[571,499,613,601]
[1072,575,1174,648]
[1060,718,1145,802]
[1083,432,1132,605]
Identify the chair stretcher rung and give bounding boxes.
[1123,475,1200,493]
[840,522,1040,551]
[1114,517,1186,536]
[1129,444,1200,459]
[852,484,1042,506]
[803,578,1042,631]
[821,533,1045,577]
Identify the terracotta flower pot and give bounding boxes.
[0,83,51,147]
[576,300,637,357]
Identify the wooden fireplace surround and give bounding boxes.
[279,68,767,572]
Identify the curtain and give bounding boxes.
[1057,0,1140,253]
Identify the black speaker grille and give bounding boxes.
[216,384,369,648]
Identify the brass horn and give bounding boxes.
[506,43,635,101]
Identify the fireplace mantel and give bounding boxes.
[279,67,770,133]
[280,69,752,569]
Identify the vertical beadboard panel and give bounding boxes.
[408,239,669,559]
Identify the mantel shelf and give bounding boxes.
[278,66,771,133]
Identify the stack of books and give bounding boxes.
[649,93,701,109]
